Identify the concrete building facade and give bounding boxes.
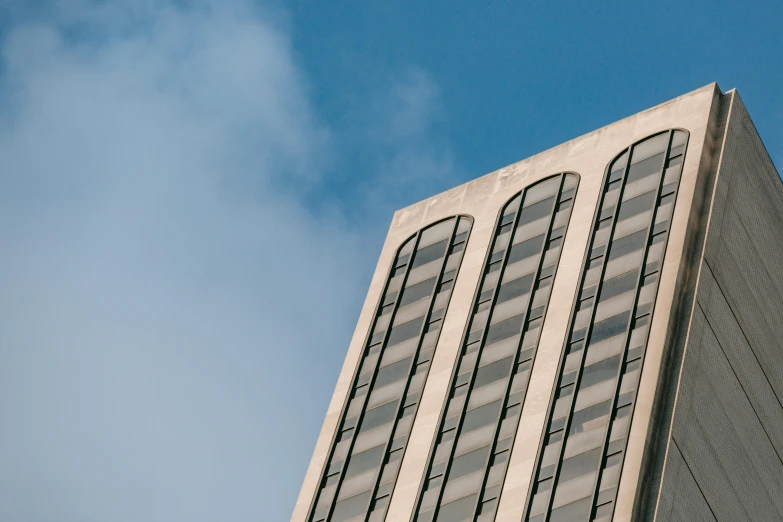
[291,84,783,522]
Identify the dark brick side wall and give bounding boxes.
[652,93,783,521]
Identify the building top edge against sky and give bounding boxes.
[387,82,724,242]
[293,81,783,522]
[393,83,724,218]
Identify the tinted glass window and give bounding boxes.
[412,239,449,268]
[608,230,647,260]
[387,316,425,346]
[558,447,602,482]
[412,175,578,522]
[462,400,503,433]
[523,131,688,521]
[600,269,639,302]
[309,216,474,522]
[449,445,492,480]
[616,190,657,220]
[485,314,524,345]
[438,494,478,522]
[580,354,622,388]
[360,400,399,432]
[508,234,546,264]
[344,444,385,478]
[331,492,371,522]
[399,277,438,306]
[518,196,556,225]
[496,273,535,304]
[374,358,412,388]
[589,311,631,344]
[473,356,514,389]
[625,152,665,183]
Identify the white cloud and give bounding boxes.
[353,68,460,220]
[0,2,354,521]
[0,2,458,521]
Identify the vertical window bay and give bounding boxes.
[523,131,689,522]
[308,216,473,522]
[412,173,579,522]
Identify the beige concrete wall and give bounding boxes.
[610,87,722,522]
[291,83,721,522]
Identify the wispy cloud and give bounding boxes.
[358,68,460,219]
[0,2,459,520]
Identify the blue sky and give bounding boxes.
[0,1,780,521]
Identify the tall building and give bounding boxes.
[291,84,783,522]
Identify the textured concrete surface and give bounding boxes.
[650,92,783,521]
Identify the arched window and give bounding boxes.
[412,173,579,522]
[524,130,689,522]
[308,216,474,522]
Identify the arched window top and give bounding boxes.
[411,172,579,522]
[397,234,416,257]
[501,172,580,213]
[523,129,689,522]
[308,214,473,522]
[610,129,689,173]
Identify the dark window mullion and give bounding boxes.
[310,230,425,522]
[360,218,462,521]
[430,196,531,520]
[531,151,634,522]
[586,131,678,519]
[410,198,522,521]
[465,174,568,519]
